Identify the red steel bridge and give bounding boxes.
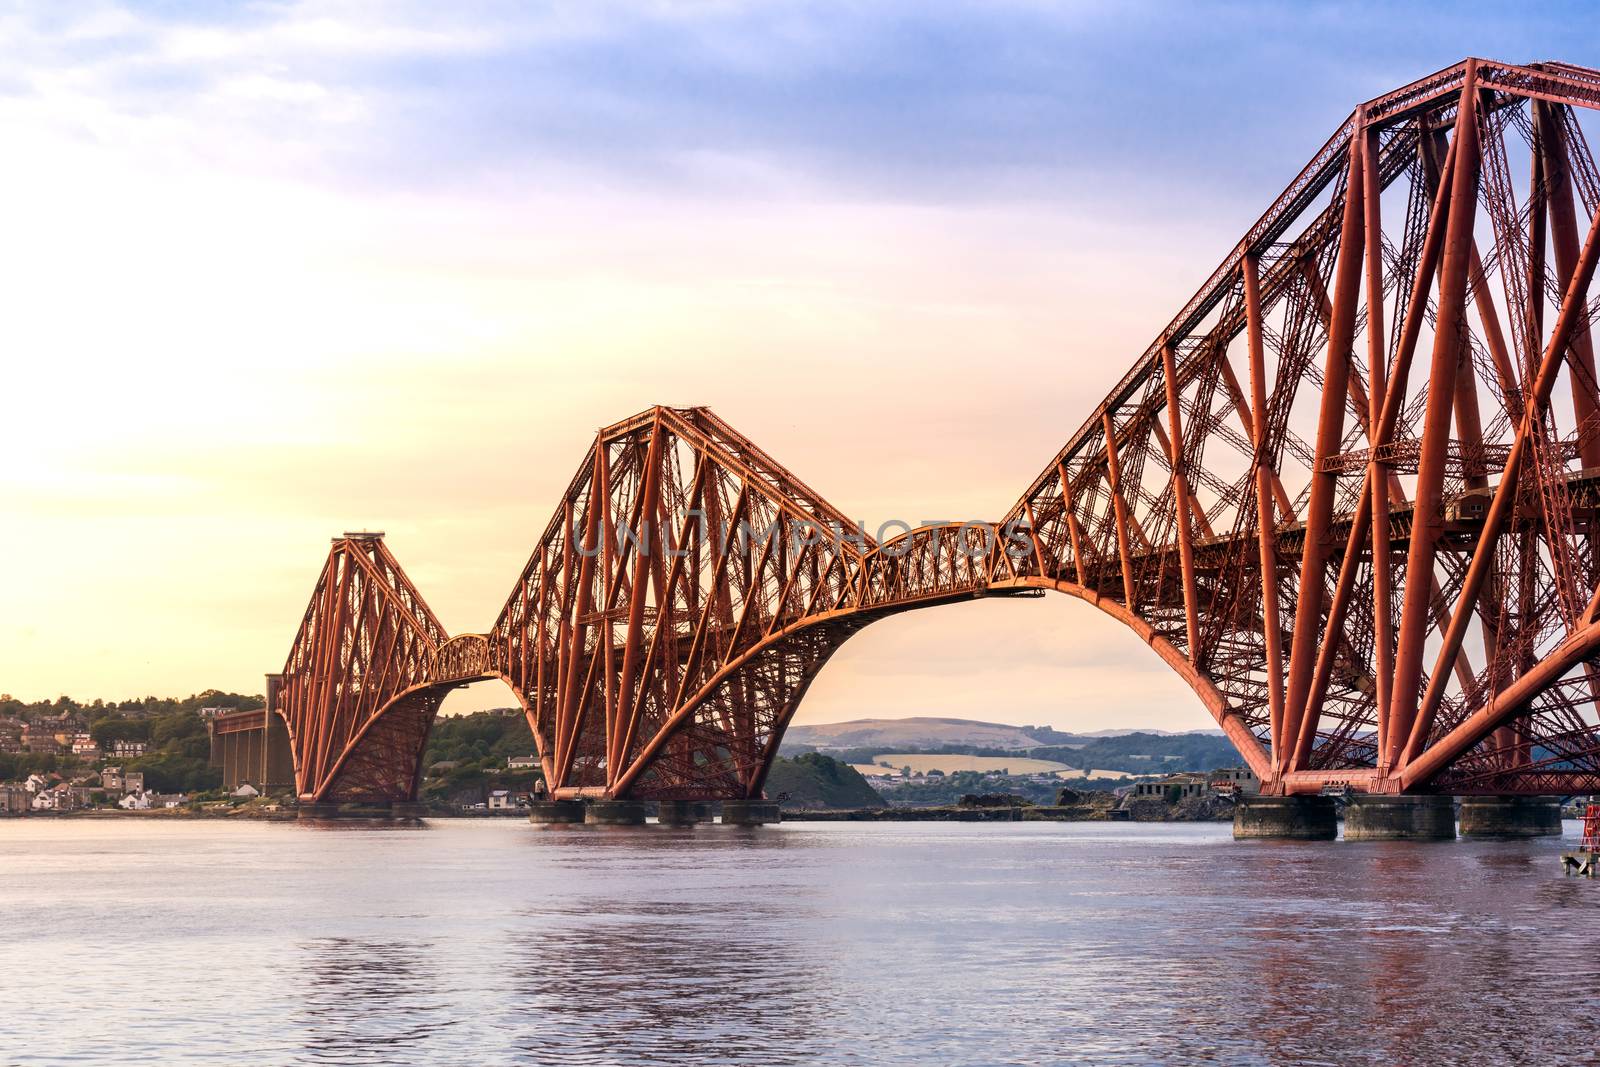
[271,58,1600,806]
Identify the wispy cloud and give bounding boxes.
[6,0,1600,723]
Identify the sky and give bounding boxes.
[4,0,1600,731]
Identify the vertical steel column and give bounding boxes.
[1101,412,1138,609]
[1160,343,1201,659]
[1388,65,1481,769]
[1056,462,1089,586]
[1361,119,1396,774]
[610,420,664,780]
[1283,118,1366,766]
[1242,252,1287,771]
[1540,102,1600,470]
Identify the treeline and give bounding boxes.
[765,753,886,810]
[0,689,262,793]
[888,770,1055,807]
[420,711,540,803]
[0,689,264,721]
[1033,732,1241,772]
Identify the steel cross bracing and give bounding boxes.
[272,58,1600,804]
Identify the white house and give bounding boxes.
[119,791,153,810]
[506,755,539,770]
[487,789,521,810]
[32,785,83,811]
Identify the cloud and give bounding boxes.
[6,0,1600,727]
[3,0,1490,206]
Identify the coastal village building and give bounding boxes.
[31,784,95,812]
[109,740,149,758]
[100,768,146,795]
[506,755,539,770]
[1131,772,1212,800]
[488,790,529,810]
[123,791,181,810]
[1129,768,1261,801]
[0,784,29,815]
[117,791,188,810]
[21,730,63,755]
[1209,767,1260,796]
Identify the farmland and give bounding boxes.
[852,753,1124,777]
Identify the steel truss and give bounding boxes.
[274,58,1600,802]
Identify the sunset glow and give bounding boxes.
[6,1,1596,731]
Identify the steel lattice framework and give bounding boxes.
[274,58,1600,804]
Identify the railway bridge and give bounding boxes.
[259,58,1600,836]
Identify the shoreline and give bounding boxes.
[780,805,1229,822]
[2,804,1229,823]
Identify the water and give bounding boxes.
[0,818,1596,1066]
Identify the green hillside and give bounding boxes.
[764,753,887,810]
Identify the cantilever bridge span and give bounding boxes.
[272,58,1600,805]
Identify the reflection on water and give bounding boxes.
[294,937,452,1064]
[293,817,431,832]
[504,899,824,1066]
[0,818,1596,1066]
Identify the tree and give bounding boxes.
[151,711,205,747]
[90,717,152,749]
[129,752,219,793]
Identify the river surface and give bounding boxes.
[0,818,1596,1066]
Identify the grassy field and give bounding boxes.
[853,754,1074,776]
[850,755,1133,780]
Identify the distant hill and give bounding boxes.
[785,717,1059,752]
[783,717,1222,753]
[1028,732,1243,774]
[764,753,887,810]
[1070,728,1224,738]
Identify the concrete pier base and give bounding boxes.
[1457,796,1563,838]
[1344,795,1456,841]
[298,800,421,819]
[1232,795,1337,840]
[585,800,648,826]
[526,800,586,824]
[719,800,781,826]
[656,800,707,826]
[297,802,343,819]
